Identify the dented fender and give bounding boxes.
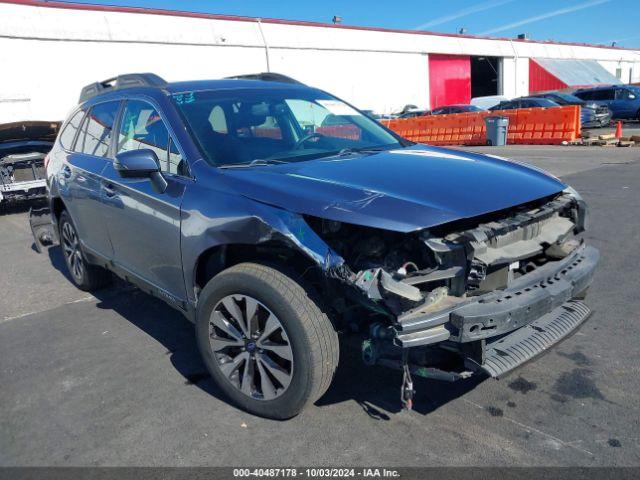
[180,173,346,303]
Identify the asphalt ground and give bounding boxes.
[1,146,639,466]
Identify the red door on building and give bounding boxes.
[429,54,471,109]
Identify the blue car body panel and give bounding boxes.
[218,145,566,233]
[45,78,568,315]
[574,86,640,120]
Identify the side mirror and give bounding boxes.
[114,149,168,193]
[115,149,160,178]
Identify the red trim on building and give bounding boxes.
[528,59,568,93]
[1,0,638,52]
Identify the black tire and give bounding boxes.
[196,262,339,419]
[58,210,111,291]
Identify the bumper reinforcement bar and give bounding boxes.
[473,299,592,378]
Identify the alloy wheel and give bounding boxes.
[209,294,294,401]
[61,221,84,282]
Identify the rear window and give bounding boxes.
[76,101,120,157]
[59,110,85,150]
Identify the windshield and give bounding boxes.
[171,87,403,167]
[532,98,560,107]
[552,93,584,105]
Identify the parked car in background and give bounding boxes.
[360,109,378,120]
[430,104,484,115]
[470,95,509,110]
[530,92,611,128]
[573,85,640,121]
[0,121,60,210]
[397,109,429,119]
[35,72,599,419]
[489,97,560,111]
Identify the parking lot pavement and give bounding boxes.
[458,144,640,177]
[583,123,640,140]
[1,147,639,466]
[0,205,94,323]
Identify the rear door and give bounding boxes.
[100,98,189,302]
[58,101,120,258]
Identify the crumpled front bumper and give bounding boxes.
[394,244,599,356]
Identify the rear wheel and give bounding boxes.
[196,262,339,419]
[59,210,111,291]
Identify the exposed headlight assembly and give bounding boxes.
[563,186,589,233]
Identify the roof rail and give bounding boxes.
[79,73,167,103]
[225,72,305,85]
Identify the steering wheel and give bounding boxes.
[293,132,324,150]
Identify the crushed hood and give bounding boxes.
[220,145,566,232]
[0,121,61,144]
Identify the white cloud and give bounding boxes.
[479,0,611,35]
[414,0,515,30]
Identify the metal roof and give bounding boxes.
[534,58,622,87]
[3,0,640,53]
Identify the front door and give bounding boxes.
[101,99,189,302]
[612,88,637,119]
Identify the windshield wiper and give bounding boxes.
[218,158,286,169]
[337,146,392,156]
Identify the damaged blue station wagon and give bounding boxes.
[31,73,599,419]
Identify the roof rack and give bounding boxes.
[79,73,167,103]
[225,72,305,85]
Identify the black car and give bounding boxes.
[33,72,598,419]
[397,109,429,119]
[531,92,611,128]
[489,97,560,110]
[430,104,484,115]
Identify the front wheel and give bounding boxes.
[196,262,339,419]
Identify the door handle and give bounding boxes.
[62,165,72,178]
[103,182,116,197]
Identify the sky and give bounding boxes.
[52,0,640,49]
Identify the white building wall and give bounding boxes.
[1,1,639,123]
[598,60,640,84]
[500,57,529,99]
[268,49,429,113]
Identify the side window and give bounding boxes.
[615,89,635,100]
[59,110,86,150]
[593,89,614,101]
[77,101,120,157]
[117,100,186,176]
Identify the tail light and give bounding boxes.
[44,153,51,170]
